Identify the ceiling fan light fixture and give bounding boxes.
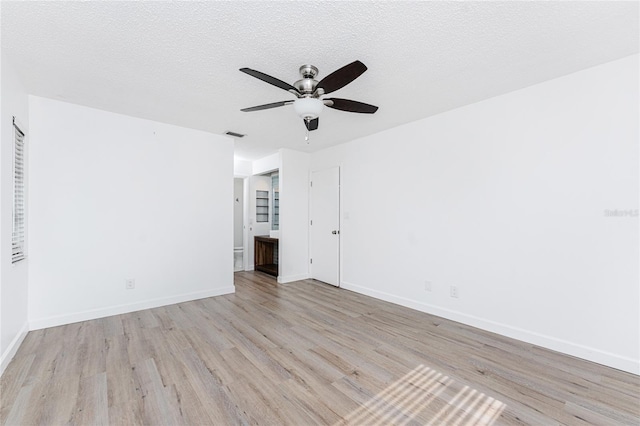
[293,98,324,119]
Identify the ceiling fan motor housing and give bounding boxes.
[294,64,320,95]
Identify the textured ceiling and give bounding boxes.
[1,1,638,160]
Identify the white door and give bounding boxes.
[310,167,340,286]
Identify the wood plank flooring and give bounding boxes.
[2,271,639,425]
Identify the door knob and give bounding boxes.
[332,230,339,234]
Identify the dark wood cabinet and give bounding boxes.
[254,236,278,277]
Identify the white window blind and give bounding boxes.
[12,117,25,263]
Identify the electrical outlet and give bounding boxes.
[450,285,459,298]
[125,278,135,290]
[424,281,432,292]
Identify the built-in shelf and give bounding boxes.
[256,190,269,223]
[273,191,279,229]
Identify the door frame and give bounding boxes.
[242,176,250,271]
[309,166,341,287]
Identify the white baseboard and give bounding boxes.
[341,281,639,375]
[0,322,29,377]
[278,273,310,284]
[29,286,235,330]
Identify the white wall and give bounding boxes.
[27,97,235,329]
[0,55,30,374]
[234,158,252,177]
[278,149,310,283]
[311,55,639,374]
[233,178,244,248]
[252,152,280,176]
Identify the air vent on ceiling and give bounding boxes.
[225,131,246,138]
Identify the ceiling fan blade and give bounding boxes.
[240,68,301,96]
[316,60,367,94]
[324,98,378,114]
[304,117,319,131]
[241,100,294,112]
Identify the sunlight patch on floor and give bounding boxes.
[336,364,506,425]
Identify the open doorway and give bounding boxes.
[244,171,280,277]
[233,178,245,271]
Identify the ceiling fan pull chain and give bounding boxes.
[305,125,310,143]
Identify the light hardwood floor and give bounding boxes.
[1,271,639,425]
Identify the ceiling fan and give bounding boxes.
[239,60,378,133]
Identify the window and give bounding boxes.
[12,117,26,263]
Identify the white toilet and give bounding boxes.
[233,247,244,271]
